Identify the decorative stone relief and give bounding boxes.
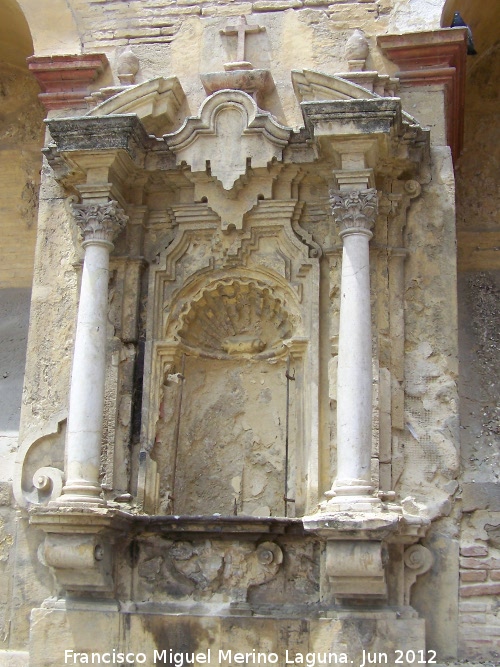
[72,200,128,246]
[330,188,378,234]
[175,279,294,359]
[138,538,283,603]
[13,413,66,508]
[164,90,290,192]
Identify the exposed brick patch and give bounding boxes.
[460,570,488,582]
[460,545,489,557]
[460,613,487,624]
[459,556,500,569]
[459,601,491,611]
[460,582,500,597]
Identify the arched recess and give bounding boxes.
[0,0,45,472]
[154,273,302,517]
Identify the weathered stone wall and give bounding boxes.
[64,0,443,52]
[0,64,44,288]
[454,30,500,662]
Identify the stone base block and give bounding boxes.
[29,605,426,667]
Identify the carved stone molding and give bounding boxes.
[31,509,131,594]
[291,70,398,103]
[86,76,186,135]
[140,538,284,604]
[72,201,128,247]
[44,533,114,593]
[164,90,291,191]
[329,188,378,236]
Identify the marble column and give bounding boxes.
[326,189,379,506]
[57,201,127,505]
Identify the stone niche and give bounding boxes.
[153,281,300,517]
[21,60,448,665]
[142,201,319,518]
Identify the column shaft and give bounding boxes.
[335,229,373,494]
[63,242,111,501]
[57,201,127,505]
[327,188,378,505]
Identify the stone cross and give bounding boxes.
[220,15,263,66]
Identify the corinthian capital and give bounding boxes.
[72,200,128,247]
[329,188,378,235]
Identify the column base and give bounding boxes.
[50,483,106,507]
[323,478,380,511]
[321,495,382,512]
[326,477,375,497]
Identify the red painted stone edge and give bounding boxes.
[378,28,468,163]
[27,54,109,111]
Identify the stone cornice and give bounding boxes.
[301,97,402,138]
[301,96,429,176]
[27,54,108,111]
[377,28,467,162]
[45,114,152,158]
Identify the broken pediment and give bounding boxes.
[86,76,186,134]
[292,70,424,146]
[292,69,398,102]
[164,89,291,191]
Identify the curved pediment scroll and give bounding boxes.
[292,69,423,130]
[164,90,291,191]
[86,76,186,134]
[292,70,381,103]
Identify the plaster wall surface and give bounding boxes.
[0,65,44,289]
